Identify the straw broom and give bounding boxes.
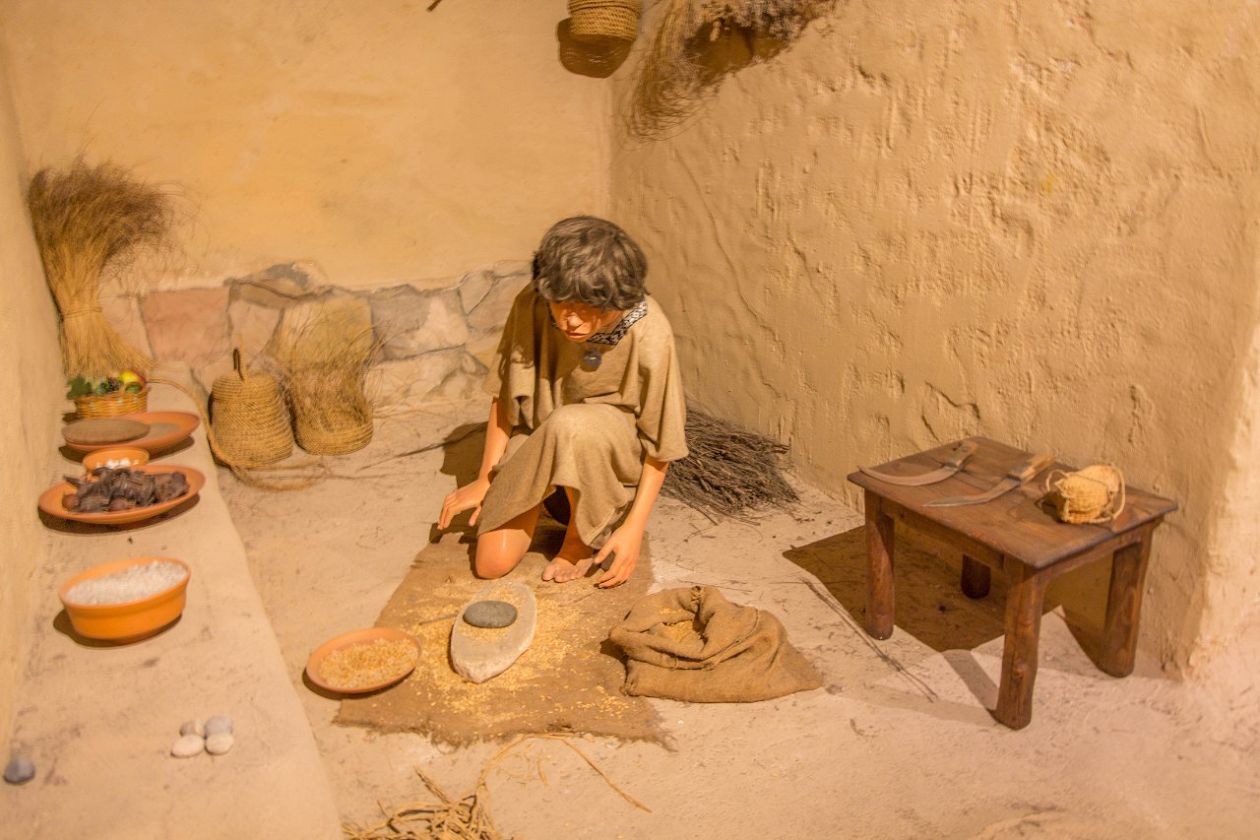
[26,160,172,377]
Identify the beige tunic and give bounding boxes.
[477,285,688,546]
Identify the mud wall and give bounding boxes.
[0,56,65,751]
[0,0,609,290]
[611,1,1260,669]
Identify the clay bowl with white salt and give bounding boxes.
[59,556,191,642]
[82,446,150,472]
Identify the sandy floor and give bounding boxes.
[222,399,1260,839]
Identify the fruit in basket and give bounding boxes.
[119,370,144,388]
[66,370,146,399]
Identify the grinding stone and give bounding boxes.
[462,599,518,629]
[450,582,537,684]
[62,418,150,445]
[4,756,34,784]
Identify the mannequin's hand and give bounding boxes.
[438,478,490,530]
[594,524,643,588]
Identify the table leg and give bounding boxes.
[1099,527,1155,677]
[961,555,991,599]
[864,490,895,640]
[995,564,1048,729]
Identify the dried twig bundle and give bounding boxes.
[27,160,172,376]
[269,304,380,456]
[344,734,649,840]
[663,407,799,519]
[629,0,836,139]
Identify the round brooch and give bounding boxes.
[580,347,602,369]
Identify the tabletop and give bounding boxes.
[847,437,1178,569]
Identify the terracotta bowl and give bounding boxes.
[38,465,205,526]
[63,411,200,455]
[82,447,151,472]
[59,556,191,642]
[305,627,420,695]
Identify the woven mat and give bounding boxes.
[336,524,664,746]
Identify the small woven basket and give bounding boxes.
[210,350,294,467]
[569,0,642,42]
[294,413,373,456]
[74,386,148,419]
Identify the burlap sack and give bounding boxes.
[609,586,822,702]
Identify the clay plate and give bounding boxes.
[305,627,420,695]
[63,411,200,454]
[62,417,150,445]
[38,465,206,526]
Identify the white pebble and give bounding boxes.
[205,733,234,755]
[204,715,233,737]
[171,734,204,758]
[179,719,204,737]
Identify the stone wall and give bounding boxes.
[0,55,64,752]
[610,0,1260,672]
[110,261,528,408]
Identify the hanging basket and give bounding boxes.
[569,0,642,42]
[74,385,149,419]
[210,350,294,468]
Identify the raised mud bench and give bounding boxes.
[2,378,342,838]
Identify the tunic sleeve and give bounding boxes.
[482,284,541,428]
[634,317,689,463]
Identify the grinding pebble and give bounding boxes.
[463,599,518,629]
[204,715,233,737]
[205,733,234,755]
[179,719,205,737]
[4,756,34,785]
[171,734,204,758]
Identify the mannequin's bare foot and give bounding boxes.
[542,528,593,583]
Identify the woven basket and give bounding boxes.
[210,351,294,467]
[569,0,641,42]
[74,386,148,419]
[294,413,373,456]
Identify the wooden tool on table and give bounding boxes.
[925,452,1055,508]
[859,440,977,486]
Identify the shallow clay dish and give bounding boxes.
[82,446,151,471]
[63,411,200,454]
[305,627,420,695]
[59,556,191,642]
[38,465,206,526]
[62,417,150,446]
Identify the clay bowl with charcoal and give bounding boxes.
[39,465,206,526]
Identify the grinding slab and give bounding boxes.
[62,417,150,446]
[449,581,536,684]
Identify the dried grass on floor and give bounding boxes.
[663,407,799,520]
[26,159,173,376]
[343,734,649,840]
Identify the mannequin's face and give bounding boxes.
[548,300,624,343]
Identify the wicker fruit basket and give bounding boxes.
[74,385,149,419]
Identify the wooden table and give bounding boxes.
[847,437,1177,729]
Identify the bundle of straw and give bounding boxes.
[663,407,799,519]
[629,0,835,139]
[270,305,380,456]
[27,160,172,376]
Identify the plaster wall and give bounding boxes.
[0,0,609,290]
[611,1,1260,669]
[0,55,65,751]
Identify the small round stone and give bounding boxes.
[463,600,518,629]
[179,719,205,737]
[205,733,234,755]
[204,715,233,737]
[4,756,35,785]
[171,734,204,758]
